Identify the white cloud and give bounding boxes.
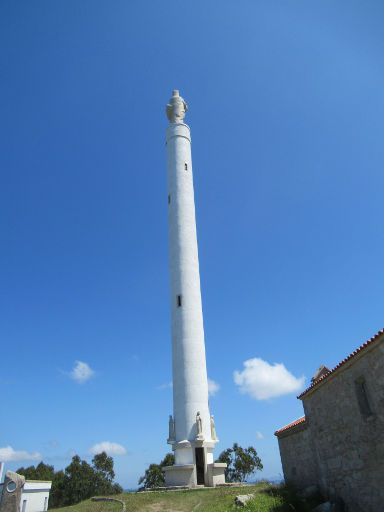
[157,381,173,390]
[70,361,95,384]
[89,442,127,456]
[255,431,264,440]
[234,358,305,400]
[0,446,41,462]
[208,378,220,397]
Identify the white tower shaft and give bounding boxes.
[167,121,211,449]
[163,91,226,487]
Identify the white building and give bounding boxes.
[163,91,226,487]
[19,481,52,512]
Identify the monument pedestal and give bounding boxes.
[163,439,226,488]
[163,464,195,487]
[163,462,226,488]
[206,463,227,487]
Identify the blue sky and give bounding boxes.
[1,0,384,488]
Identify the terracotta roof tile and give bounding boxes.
[298,328,384,399]
[274,416,306,437]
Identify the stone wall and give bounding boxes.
[302,339,384,512]
[0,472,25,512]
[276,334,384,512]
[277,421,317,489]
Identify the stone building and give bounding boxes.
[275,329,384,512]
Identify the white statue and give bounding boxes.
[196,411,204,440]
[210,415,217,440]
[166,90,188,123]
[168,415,175,441]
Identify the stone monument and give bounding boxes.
[162,90,226,487]
[0,472,25,512]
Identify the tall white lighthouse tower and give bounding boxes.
[163,90,226,487]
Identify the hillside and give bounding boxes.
[52,483,321,512]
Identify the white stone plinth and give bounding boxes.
[163,465,195,487]
[206,463,227,487]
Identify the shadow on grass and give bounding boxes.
[257,484,323,512]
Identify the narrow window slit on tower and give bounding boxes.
[185,163,188,170]
[168,194,171,204]
[177,295,182,307]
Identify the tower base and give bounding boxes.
[164,439,226,487]
[163,462,226,488]
[163,464,195,487]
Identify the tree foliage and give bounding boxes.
[216,443,263,482]
[92,452,120,496]
[138,453,175,489]
[16,452,123,509]
[16,462,55,481]
[93,452,115,482]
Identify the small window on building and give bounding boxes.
[355,376,373,418]
[185,163,188,170]
[177,295,182,307]
[168,194,171,204]
[44,497,48,511]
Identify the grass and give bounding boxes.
[52,483,321,512]
[246,484,322,511]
